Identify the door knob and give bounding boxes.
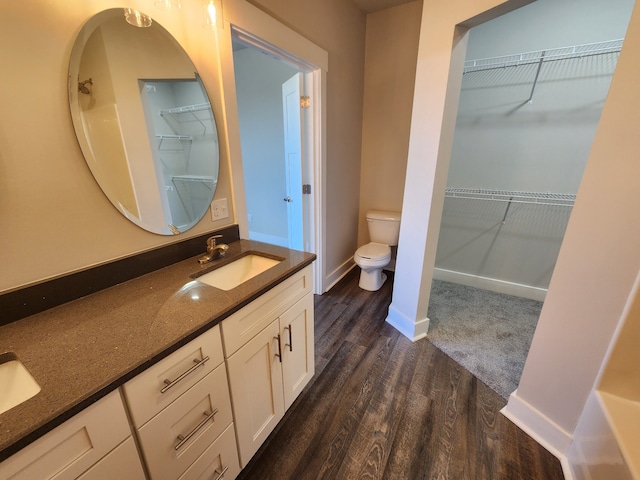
[283,196,292,202]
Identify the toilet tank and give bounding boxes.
[366,210,401,246]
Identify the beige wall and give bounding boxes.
[357,1,422,247]
[248,0,367,280]
[0,0,234,293]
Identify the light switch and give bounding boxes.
[211,198,229,220]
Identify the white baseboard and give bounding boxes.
[560,457,576,480]
[324,258,356,293]
[433,268,547,301]
[501,390,573,465]
[248,231,288,248]
[385,305,429,342]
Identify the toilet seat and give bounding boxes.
[354,242,391,267]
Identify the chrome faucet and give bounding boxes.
[198,235,229,265]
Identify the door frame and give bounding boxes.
[219,0,327,294]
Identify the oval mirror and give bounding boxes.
[68,9,219,235]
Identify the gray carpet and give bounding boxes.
[426,280,543,399]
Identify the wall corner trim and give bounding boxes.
[501,389,573,461]
[385,305,429,342]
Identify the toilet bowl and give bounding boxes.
[353,210,401,291]
[354,242,392,291]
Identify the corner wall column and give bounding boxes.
[386,20,470,342]
[385,0,527,341]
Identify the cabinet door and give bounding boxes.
[226,319,284,467]
[0,391,130,480]
[77,437,145,480]
[281,293,315,410]
[221,265,312,357]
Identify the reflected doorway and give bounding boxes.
[232,37,311,251]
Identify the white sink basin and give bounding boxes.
[196,254,282,291]
[0,356,41,414]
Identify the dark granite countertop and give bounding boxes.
[0,240,315,461]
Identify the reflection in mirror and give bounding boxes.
[69,9,219,235]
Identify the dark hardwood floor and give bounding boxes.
[236,270,565,480]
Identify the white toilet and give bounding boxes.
[354,210,401,291]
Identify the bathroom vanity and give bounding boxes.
[0,240,315,479]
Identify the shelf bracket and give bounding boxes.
[502,196,514,224]
[527,51,545,104]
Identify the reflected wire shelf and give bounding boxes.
[444,188,576,207]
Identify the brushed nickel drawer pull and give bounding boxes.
[174,408,218,451]
[284,325,293,352]
[214,465,229,480]
[161,356,210,394]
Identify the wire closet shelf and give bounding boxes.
[463,39,623,74]
[444,188,576,208]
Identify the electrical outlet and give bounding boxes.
[211,198,229,221]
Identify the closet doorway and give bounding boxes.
[427,0,634,399]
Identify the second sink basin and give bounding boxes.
[196,254,282,290]
[0,354,41,414]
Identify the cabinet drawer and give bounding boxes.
[123,325,224,427]
[178,424,241,480]
[0,390,130,480]
[221,265,312,356]
[77,437,145,480]
[137,363,233,480]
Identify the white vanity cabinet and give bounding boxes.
[0,390,144,480]
[0,262,314,480]
[222,265,314,466]
[122,325,240,480]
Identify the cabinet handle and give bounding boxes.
[214,465,229,480]
[274,334,282,363]
[161,356,210,394]
[174,409,218,451]
[284,325,293,352]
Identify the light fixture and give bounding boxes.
[123,8,153,28]
[154,0,181,10]
[203,0,218,29]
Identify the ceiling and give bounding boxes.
[352,0,416,14]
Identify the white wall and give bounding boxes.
[233,46,298,246]
[435,0,634,296]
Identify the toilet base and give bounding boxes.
[358,269,387,291]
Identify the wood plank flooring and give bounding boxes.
[236,270,565,480]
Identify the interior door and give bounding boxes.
[282,73,304,251]
[226,319,285,466]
